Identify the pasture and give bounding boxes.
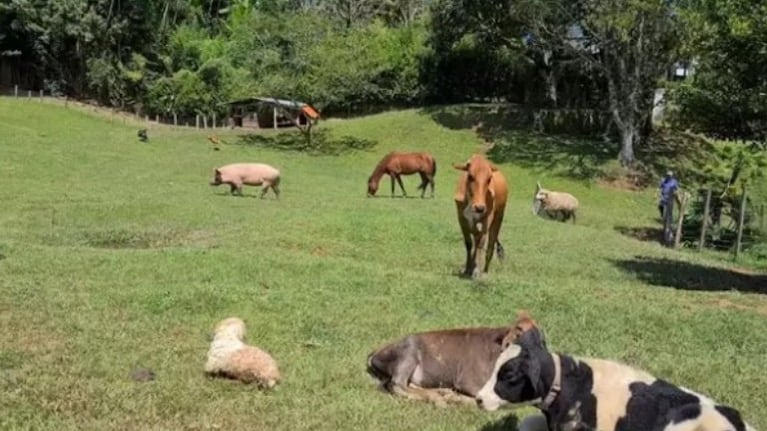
[0,98,765,430]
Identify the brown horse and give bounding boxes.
[367,152,437,198]
[453,154,509,279]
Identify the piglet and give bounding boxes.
[210,163,281,198]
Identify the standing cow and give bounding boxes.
[210,163,281,199]
[453,154,509,279]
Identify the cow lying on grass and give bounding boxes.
[366,311,540,407]
[476,316,755,431]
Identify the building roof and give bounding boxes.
[227,96,320,120]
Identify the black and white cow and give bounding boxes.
[475,323,755,431]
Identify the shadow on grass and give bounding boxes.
[422,105,718,185]
[612,255,767,294]
[234,129,377,156]
[615,226,664,244]
[421,105,614,181]
[478,414,520,431]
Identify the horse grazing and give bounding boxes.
[453,154,509,279]
[367,152,436,198]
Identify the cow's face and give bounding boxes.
[453,155,498,216]
[476,314,547,411]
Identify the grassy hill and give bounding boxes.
[0,98,765,430]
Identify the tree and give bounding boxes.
[520,0,679,166]
[669,0,767,144]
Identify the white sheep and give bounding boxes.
[532,182,579,224]
[204,317,281,389]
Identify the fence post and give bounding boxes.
[196,115,200,129]
[39,89,43,100]
[27,90,32,98]
[674,192,689,249]
[203,115,208,129]
[734,186,747,259]
[273,107,278,130]
[212,113,217,129]
[14,85,18,97]
[662,200,674,247]
[699,188,712,251]
[173,113,178,127]
[155,114,160,124]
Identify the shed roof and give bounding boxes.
[227,96,320,120]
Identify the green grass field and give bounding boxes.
[0,98,765,430]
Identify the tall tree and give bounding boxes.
[521,0,679,166]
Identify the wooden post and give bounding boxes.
[734,187,747,259]
[173,113,177,127]
[196,115,200,129]
[662,200,674,247]
[14,85,18,97]
[27,90,32,98]
[674,192,689,249]
[39,89,43,100]
[145,115,149,123]
[273,107,278,130]
[698,188,712,251]
[212,113,217,129]
[203,115,208,129]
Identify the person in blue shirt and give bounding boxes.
[658,170,679,218]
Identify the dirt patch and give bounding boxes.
[311,246,329,257]
[615,226,663,243]
[43,228,216,250]
[712,298,767,317]
[598,176,646,192]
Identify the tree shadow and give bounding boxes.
[478,414,521,431]
[614,226,664,244]
[234,129,377,156]
[612,255,767,294]
[421,105,614,181]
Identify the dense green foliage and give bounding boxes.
[669,0,767,144]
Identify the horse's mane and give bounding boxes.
[369,152,397,181]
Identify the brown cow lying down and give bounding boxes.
[366,311,542,407]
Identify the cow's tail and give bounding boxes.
[496,241,505,260]
[431,157,437,178]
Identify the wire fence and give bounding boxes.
[669,187,767,259]
[0,85,232,129]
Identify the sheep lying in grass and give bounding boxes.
[532,182,579,224]
[204,317,281,389]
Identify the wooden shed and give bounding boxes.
[227,97,320,130]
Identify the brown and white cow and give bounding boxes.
[453,154,509,279]
[366,311,541,407]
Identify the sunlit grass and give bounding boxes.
[0,98,764,430]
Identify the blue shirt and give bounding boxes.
[659,178,678,204]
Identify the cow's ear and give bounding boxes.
[493,332,507,346]
[214,168,221,175]
[490,163,499,172]
[453,162,469,171]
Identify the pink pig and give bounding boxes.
[210,163,281,199]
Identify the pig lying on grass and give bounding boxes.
[210,163,281,198]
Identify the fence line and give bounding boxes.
[1,85,233,130]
